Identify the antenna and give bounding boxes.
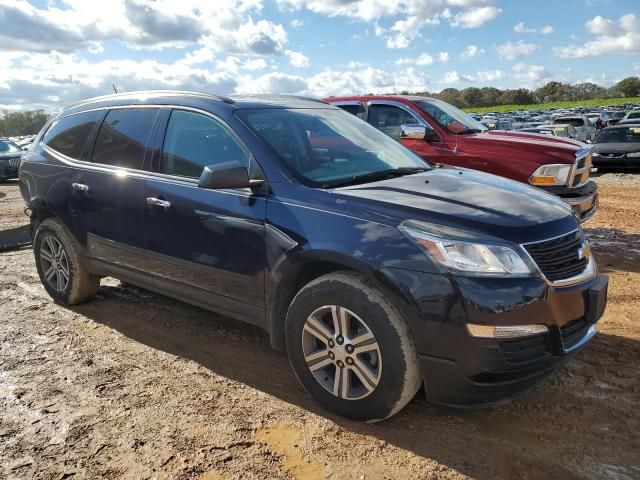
[112,84,118,94]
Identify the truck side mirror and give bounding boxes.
[401,124,440,143]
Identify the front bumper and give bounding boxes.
[378,268,608,408]
[592,154,640,169]
[0,159,19,179]
[543,181,598,223]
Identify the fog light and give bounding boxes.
[467,324,548,338]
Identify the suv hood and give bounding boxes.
[335,168,576,244]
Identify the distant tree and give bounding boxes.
[0,110,51,137]
[613,77,640,98]
[436,88,465,108]
[461,87,483,108]
[498,88,534,105]
[572,82,607,100]
[479,87,501,107]
[534,81,572,102]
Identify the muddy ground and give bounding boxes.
[1,173,639,480]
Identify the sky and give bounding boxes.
[0,0,639,111]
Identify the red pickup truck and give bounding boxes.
[324,95,598,222]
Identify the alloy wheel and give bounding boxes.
[40,235,70,293]
[301,305,382,400]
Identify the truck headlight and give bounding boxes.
[399,221,532,276]
[627,152,640,158]
[529,164,571,186]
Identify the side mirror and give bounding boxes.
[401,124,440,143]
[198,160,263,190]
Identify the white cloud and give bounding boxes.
[511,63,551,87]
[553,13,640,58]
[496,41,538,61]
[289,18,304,28]
[449,6,501,28]
[285,49,310,68]
[215,56,268,72]
[346,61,369,68]
[0,1,289,56]
[277,1,501,48]
[442,69,503,84]
[514,22,553,34]
[396,53,434,65]
[459,44,484,60]
[438,51,450,62]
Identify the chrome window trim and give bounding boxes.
[329,101,364,107]
[366,100,434,130]
[42,104,259,194]
[519,228,596,287]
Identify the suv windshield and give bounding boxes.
[416,99,487,134]
[595,127,640,143]
[236,108,429,187]
[0,140,21,153]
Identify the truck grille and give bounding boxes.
[560,318,591,350]
[523,230,588,282]
[8,157,21,168]
[569,149,592,189]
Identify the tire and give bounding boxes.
[33,218,100,305]
[285,271,422,422]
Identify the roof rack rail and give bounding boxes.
[65,90,235,110]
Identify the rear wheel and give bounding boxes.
[285,271,422,422]
[34,218,100,305]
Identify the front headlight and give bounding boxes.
[627,152,640,158]
[399,221,532,276]
[529,164,571,186]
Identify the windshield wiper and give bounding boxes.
[322,167,428,189]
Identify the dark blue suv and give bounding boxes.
[19,91,608,421]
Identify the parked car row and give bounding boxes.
[18,90,609,421]
[466,104,640,143]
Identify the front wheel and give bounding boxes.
[285,271,422,422]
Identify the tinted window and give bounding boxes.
[91,108,158,169]
[42,110,104,159]
[367,105,420,140]
[160,110,249,179]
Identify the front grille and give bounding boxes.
[523,230,588,282]
[560,318,591,350]
[576,156,586,170]
[570,152,591,188]
[8,157,21,168]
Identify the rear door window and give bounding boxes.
[91,108,158,170]
[42,110,104,160]
[159,109,250,179]
[336,104,364,119]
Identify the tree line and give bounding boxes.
[404,76,640,109]
[0,110,51,137]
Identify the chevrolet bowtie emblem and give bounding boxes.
[578,244,591,259]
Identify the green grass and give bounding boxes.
[463,97,640,114]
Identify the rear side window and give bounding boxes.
[337,104,364,119]
[91,108,158,170]
[159,110,249,179]
[42,110,104,159]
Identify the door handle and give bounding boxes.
[72,182,89,193]
[146,197,171,209]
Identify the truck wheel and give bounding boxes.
[33,218,100,305]
[285,271,422,422]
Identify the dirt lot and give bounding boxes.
[1,174,639,480]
